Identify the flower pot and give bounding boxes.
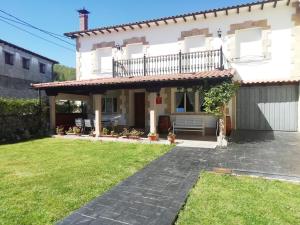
[168,136,175,144]
[148,135,157,141]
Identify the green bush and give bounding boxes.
[0,97,41,115]
[0,97,49,143]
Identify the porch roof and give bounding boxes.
[31,69,234,95]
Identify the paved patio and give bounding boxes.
[57,147,212,225]
[211,130,300,181]
[56,130,300,225]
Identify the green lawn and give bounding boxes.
[0,138,171,225]
[176,172,300,225]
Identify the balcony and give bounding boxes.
[113,48,224,77]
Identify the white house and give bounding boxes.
[32,0,300,137]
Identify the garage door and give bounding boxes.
[237,85,298,131]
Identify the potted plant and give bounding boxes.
[56,126,65,135]
[102,127,109,136]
[129,129,144,139]
[121,128,131,138]
[66,127,75,135]
[167,131,176,144]
[89,129,96,137]
[73,126,81,136]
[148,132,158,141]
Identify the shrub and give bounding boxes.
[0,97,49,143]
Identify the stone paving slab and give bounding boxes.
[57,147,212,225]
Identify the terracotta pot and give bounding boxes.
[168,136,175,144]
[148,135,157,141]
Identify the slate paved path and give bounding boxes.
[57,147,212,225]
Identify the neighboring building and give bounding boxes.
[0,39,58,98]
[33,0,300,136]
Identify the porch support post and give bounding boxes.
[49,96,56,132]
[150,109,157,134]
[93,94,102,137]
[149,92,157,134]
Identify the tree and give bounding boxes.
[53,64,76,81]
[203,81,239,146]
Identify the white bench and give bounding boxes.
[173,116,205,136]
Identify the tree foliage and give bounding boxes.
[53,64,76,81]
[203,82,239,118]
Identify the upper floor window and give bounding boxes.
[39,62,46,74]
[4,51,14,65]
[126,44,143,59]
[22,57,30,70]
[184,35,206,53]
[94,47,112,74]
[102,97,118,113]
[236,28,262,59]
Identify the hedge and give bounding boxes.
[0,97,49,143]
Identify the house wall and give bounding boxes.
[0,43,54,98]
[76,1,298,83]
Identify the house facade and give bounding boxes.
[0,39,58,98]
[33,0,300,136]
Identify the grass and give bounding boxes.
[176,172,300,225]
[0,138,171,225]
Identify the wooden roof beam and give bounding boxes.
[106,29,111,33]
[225,9,229,16]
[137,24,143,29]
[248,5,251,12]
[203,13,207,19]
[237,6,239,14]
[129,25,135,30]
[261,2,264,10]
[121,26,126,31]
[155,21,159,26]
[146,22,151,27]
[98,30,104,34]
[164,20,168,25]
[84,32,90,36]
[273,0,278,8]
[286,0,291,5]
[214,10,217,17]
[192,14,197,20]
[91,31,97,35]
[114,28,119,32]
[182,16,187,22]
[173,18,177,23]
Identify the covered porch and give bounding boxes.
[32,69,235,144]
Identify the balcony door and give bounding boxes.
[134,92,145,128]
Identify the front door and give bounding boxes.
[134,92,145,128]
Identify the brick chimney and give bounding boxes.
[77,8,90,31]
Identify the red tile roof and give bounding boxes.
[31,69,234,89]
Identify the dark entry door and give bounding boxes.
[134,92,145,128]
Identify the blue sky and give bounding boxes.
[0,0,251,67]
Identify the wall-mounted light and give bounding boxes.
[114,44,123,51]
[217,28,222,38]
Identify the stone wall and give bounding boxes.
[0,74,43,98]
